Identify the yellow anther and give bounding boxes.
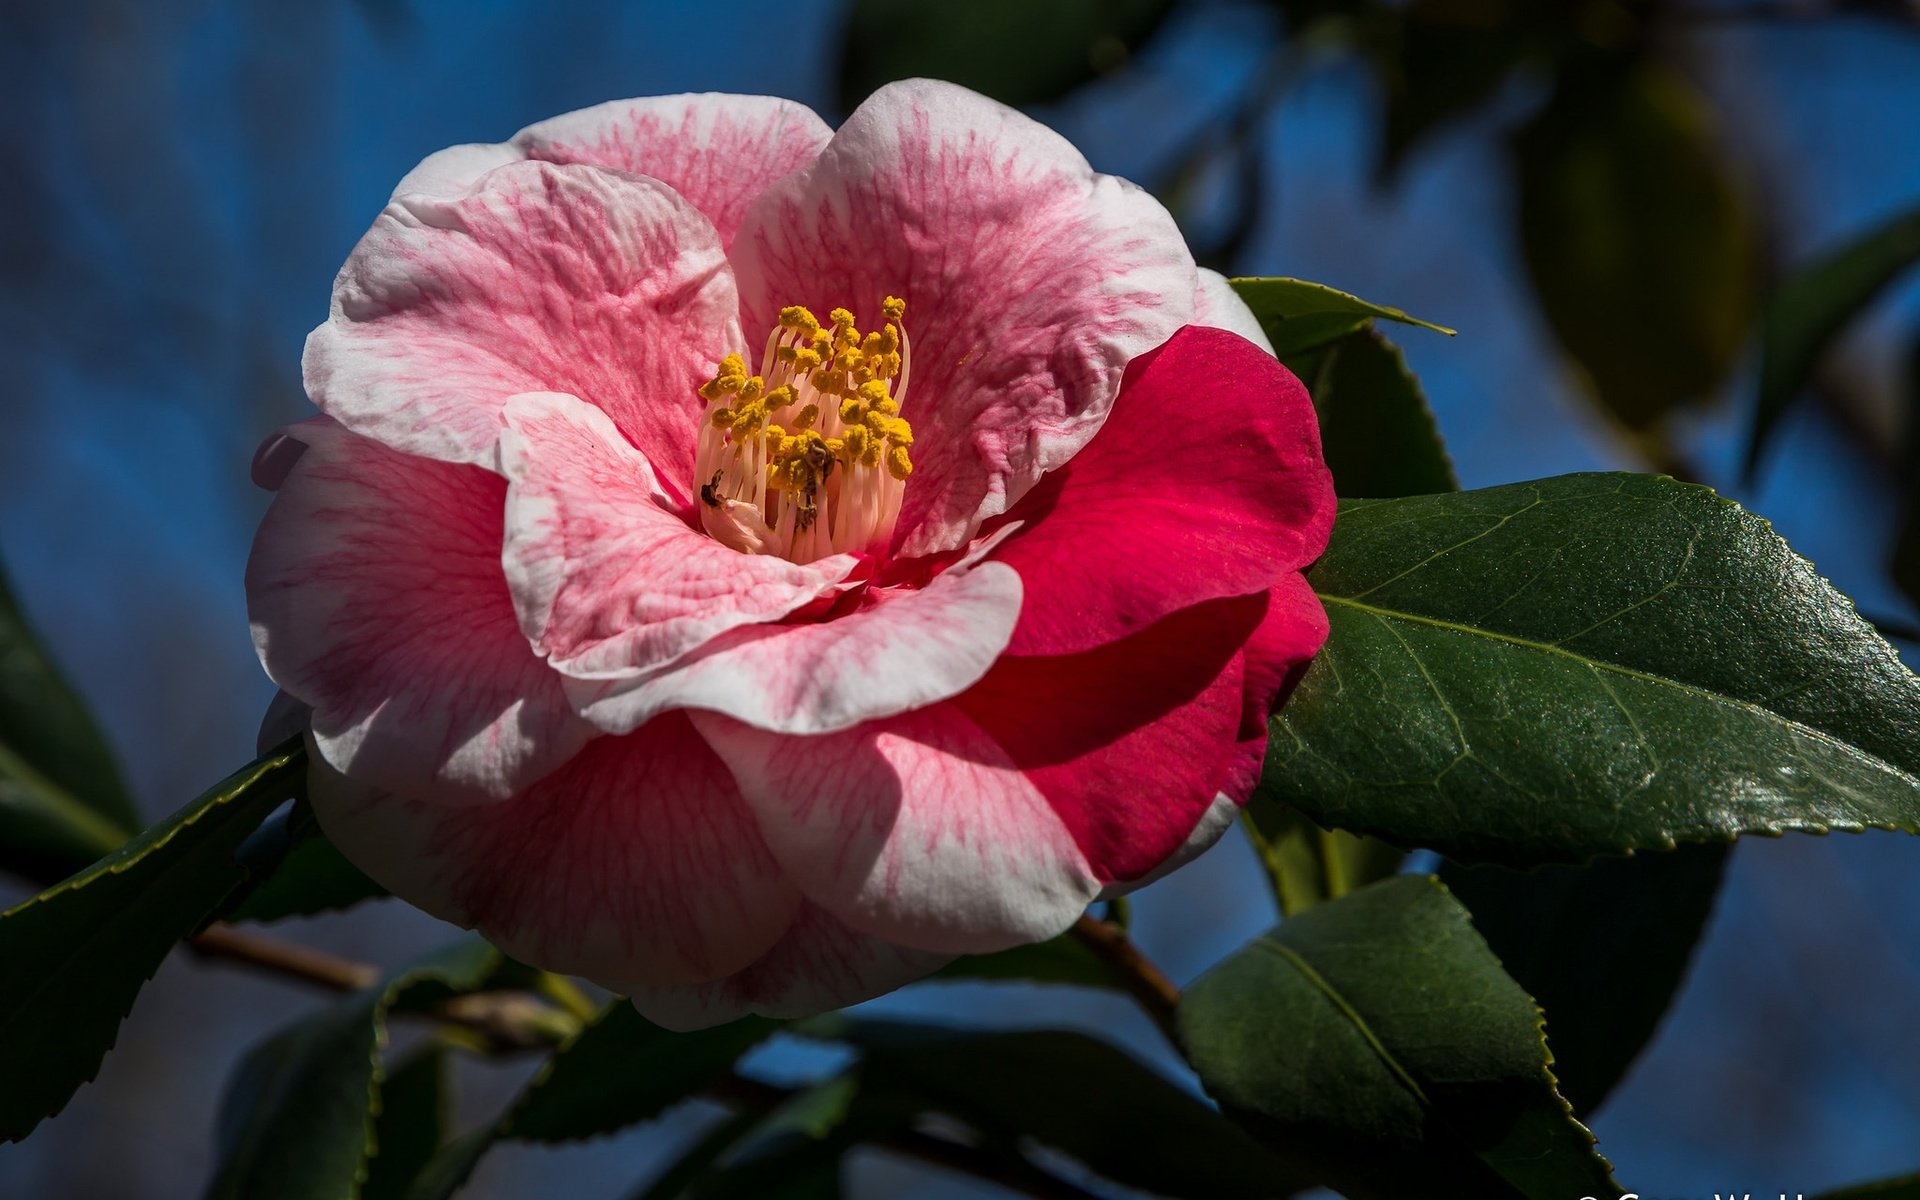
[840,424,871,460]
[872,395,899,417]
[711,407,737,429]
[886,445,914,480]
[779,305,820,335]
[839,397,866,424]
[829,307,855,330]
[855,380,888,404]
[737,377,765,404]
[793,404,820,432]
[882,295,906,320]
[791,347,822,371]
[885,417,913,447]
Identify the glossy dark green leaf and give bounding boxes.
[1746,204,1920,478]
[205,939,501,1200]
[1442,843,1729,1114]
[225,804,386,923]
[1179,876,1620,1198]
[1287,327,1457,499]
[1820,1174,1920,1200]
[0,744,301,1141]
[1230,276,1454,359]
[0,557,138,882]
[801,1016,1310,1200]
[934,930,1125,990]
[1241,799,1404,916]
[363,1047,448,1200]
[1266,473,1920,862]
[1516,63,1756,429]
[408,1003,777,1200]
[837,0,1174,112]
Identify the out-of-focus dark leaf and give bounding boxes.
[1372,13,1534,180]
[1819,1174,1920,1200]
[1179,876,1620,1198]
[800,1016,1312,1199]
[205,940,500,1200]
[934,930,1125,990]
[1746,204,1920,479]
[1266,474,1920,863]
[837,0,1176,112]
[1516,62,1757,430]
[0,743,301,1142]
[1442,843,1729,1114]
[0,556,138,882]
[363,1046,448,1200]
[689,1075,863,1200]
[1287,327,1458,499]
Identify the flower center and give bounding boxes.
[693,298,915,564]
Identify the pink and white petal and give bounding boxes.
[990,325,1335,658]
[574,561,1021,737]
[1195,268,1274,355]
[499,392,857,678]
[305,159,739,489]
[626,903,954,1032]
[512,94,832,248]
[696,704,1101,956]
[1097,792,1239,900]
[392,141,521,201]
[731,77,1198,557]
[955,594,1268,886]
[247,420,589,802]
[309,713,801,988]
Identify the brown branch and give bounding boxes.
[1070,915,1181,1043]
[189,922,378,990]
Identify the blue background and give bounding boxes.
[3,1,1919,1196]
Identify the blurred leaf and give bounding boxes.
[934,930,1125,990]
[206,939,500,1200]
[1230,276,1455,359]
[1820,1174,1920,1200]
[0,556,138,882]
[1179,875,1620,1198]
[689,1075,863,1200]
[1264,473,1920,863]
[801,1016,1312,1199]
[1287,327,1458,498]
[0,743,301,1142]
[1371,12,1534,181]
[1241,799,1404,916]
[1516,62,1757,430]
[838,0,1175,112]
[1442,842,1729,1114]
[634,1108,767,1200]
[409,1003,778,1199]
[1746,203,1920,479]
[224,802,386,923]
[364,1047,448,1200]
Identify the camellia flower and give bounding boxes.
[247,80,1335,1029]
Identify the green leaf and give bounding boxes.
[1746,203,1920,478]
[205,938,502,1200]
[408,1003,778,1200]
[0,557,138,882]
[1265,472,1920,862]
[1516,63,1757,429]
[934,930,1126,990]
[363,1047,448,1200]
[1442,843,1729,1114]
[0,743,302,1142]
[1369,18,1531,183]
[1287,327,1457,499]
[225,803,387,923]
[1821,1174,1920,1200]
[1240,800,1404,917]
[1230,276,1455,359]
[800,1016,1311,1200]
[837,0,1175,112]
[1178,875,1620,1198]
[689,1075,863,1200]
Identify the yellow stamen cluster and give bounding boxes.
[691,298,916,562]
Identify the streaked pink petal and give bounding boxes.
[513,94,832,248]
[1195,268,1274,354]
[990,325,1335,657]
[499,391,858,679]
[625,902,953,1032]
[574,561,1021,736]
[731,78,1198,557]
[1219,572,1331,803]
[391,141,521,201]
[309,713,800,987]
[305,160,738,488]
[696,704,1101,955]
[956,594,1268,886]
[246,420,588,801]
